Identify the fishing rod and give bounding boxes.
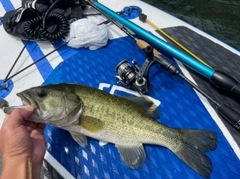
[86,0,240,101]
[115,44,240,131]
[138,13,211,68]
[85,1,240,131]
[152,53,240,131]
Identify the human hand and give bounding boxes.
[0,108,46,178]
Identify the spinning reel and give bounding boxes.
[115,45,181,94]
[115,46,156,94]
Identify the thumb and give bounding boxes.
[4,107,35,127]
[19,107,35,119]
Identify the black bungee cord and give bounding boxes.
[4,38,31,82]
[2,41,68,84]
[1,0,70,88]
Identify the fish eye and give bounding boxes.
[37,89,47,98]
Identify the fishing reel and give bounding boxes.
[115,60,148,94]
[115,46,155,94]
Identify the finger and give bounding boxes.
[36,123,46,134]
[37,123,46,130]
[30,127,45,138]
[4,107,34,128]
[25,121,46,130]
[25,121,39,129]
[26,122,46,134]
[19,107,35,119]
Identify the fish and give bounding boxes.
[4,83,218,178]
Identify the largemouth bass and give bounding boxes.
[5,83,218,178]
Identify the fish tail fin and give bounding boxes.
[172,129,218,178]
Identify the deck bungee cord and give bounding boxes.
[2,42,68,85]
[88,0,240,101]
[2,39,31,88]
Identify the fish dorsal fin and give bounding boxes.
[116,143,146,169]
[70,131,88,147]
[124,96,160,119]
[79,116,105,133]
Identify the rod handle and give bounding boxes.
[231,83,240,100]
[216,103,240,131]
[136,39,160,55]
[210,70,240,99]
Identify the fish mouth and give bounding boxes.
[16,92,39,109]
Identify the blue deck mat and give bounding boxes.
[43,36,240,179]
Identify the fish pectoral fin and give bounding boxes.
[79,116,104,133]
[124,96,160,119]
[116,143,146,169]
[70,132,88,147]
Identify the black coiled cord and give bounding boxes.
[24,12,70,41]
[24,15,43,40]
[42,12,70,41]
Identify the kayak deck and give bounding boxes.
[42,36,240,179]
[164,26,240,146]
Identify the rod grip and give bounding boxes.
[136,40,160,55]
[210,70,240,98]
[216,103,240,131]
[231,83,240,100]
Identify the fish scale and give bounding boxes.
[73,86,161,139]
